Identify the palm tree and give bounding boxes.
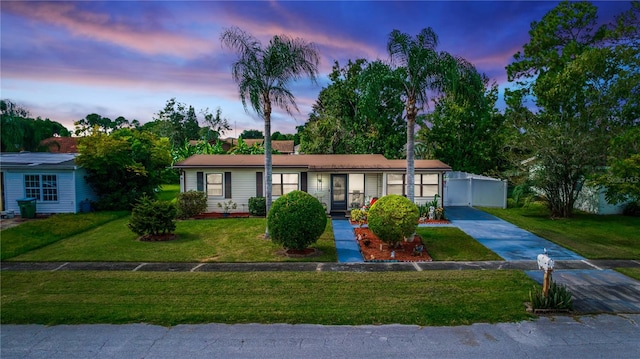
[387,28,449,202]
[220,27,319,237]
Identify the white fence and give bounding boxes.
[444,171,507,208]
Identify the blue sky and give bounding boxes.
[0,1,629,136]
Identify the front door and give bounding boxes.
[331,174,348,211]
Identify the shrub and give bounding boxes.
[368,194,419,247]
[350,208,367,227]
[529,281,573,311]
[128,195,177,237]
[267,190,327,250]
[175,191,207,219]
[623,201,640,217]
[249,197,266,216]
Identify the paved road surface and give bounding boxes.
[2,314,639,359]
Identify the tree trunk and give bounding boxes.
[264,95,272,239]
[406,98,416,202]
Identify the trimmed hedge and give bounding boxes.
[267,190,327,250]
[368,194,419,247]
[176,190,207,219]
[249,197,266,216]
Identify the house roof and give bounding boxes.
[40,137,79,153]
[0,152,78,170]
[174,154,451,172]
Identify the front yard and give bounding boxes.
[480,203,640,260]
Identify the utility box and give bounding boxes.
[16,198,37,219]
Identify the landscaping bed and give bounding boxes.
[354,227,433,262]
[193,212,252,219]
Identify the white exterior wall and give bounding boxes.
[381,171,443,206]
[2,170,79,214]
[444,171,507,208]
[575,185,627,215]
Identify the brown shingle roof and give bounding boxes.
[174,154,451,171]
[40,137,79,153]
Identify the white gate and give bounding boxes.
[444,171,507,208]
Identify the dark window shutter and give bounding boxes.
[197,172,204,191]
[300,172,307,192]
[256,172,263,197]
[225,172,232,199]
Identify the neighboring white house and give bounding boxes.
[0,152,98,215]
[173,154,451,213]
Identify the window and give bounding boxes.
[24,174,58,201]
[386,173,439,197]
[415,173,439,197]
[206,173,223,197]
[272,173,299,196]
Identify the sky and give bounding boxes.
[0,0,630,137]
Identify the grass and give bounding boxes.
[480,203,640,260]
[9,217,337,262]
[0,270,534,326]
[0,211,130,260]
[156,183,180,202]
[617,268,640,281]
[417,227,502,261]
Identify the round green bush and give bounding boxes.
[267,190,327,250]
[367,194,419,247]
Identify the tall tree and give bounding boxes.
[74,113,130,136]
[76,128,172,210]
[240,129,264,139]
[387,28,453,202]
[506,0,639,217]
[152,98,202,148]
[1,99,70,152]
[420,61,509,174]
[221,26,319,237]
[199,107,231,141]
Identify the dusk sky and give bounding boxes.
[0,1,630,137]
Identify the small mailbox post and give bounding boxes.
[537,250,555,297]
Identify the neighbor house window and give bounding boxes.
[386,173,439,197]
[272,173,299,196]
[415,173,439,197]
[24,174,58,202]
[206,173,223,197]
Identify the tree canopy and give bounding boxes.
[1,99,70,152]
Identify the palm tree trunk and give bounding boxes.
[264,97,272,239]
[406,101,416,202]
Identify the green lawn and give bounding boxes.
[617,268,640,281]
[0,211,130,260]
[156,183,180,202]
[0,270,534,326]
[417,227,502,261]
[9,217,337,262]
[480,204,640,260]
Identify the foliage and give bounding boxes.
[529,281,573,311]
[368,194,419,247]
[175,191,208,219]
[248,197,266,216]
[505,1,639,217]
[228,137,265,154]
[511,182,536,208]
[74,113,132,136]
[420,63,510,174]
[199,107,231,141]
[298,59,406,158]
[350,208,367,227]
[171,139,225,164]
[221,26,320,232]
[217,200,237,214]
[240,129,263,139]
[76,128,172,210]
[1,99,70,152]
[623,201,640,217]
[128,195,177,237]
[267,190,327,250]
[592,127,640,206]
